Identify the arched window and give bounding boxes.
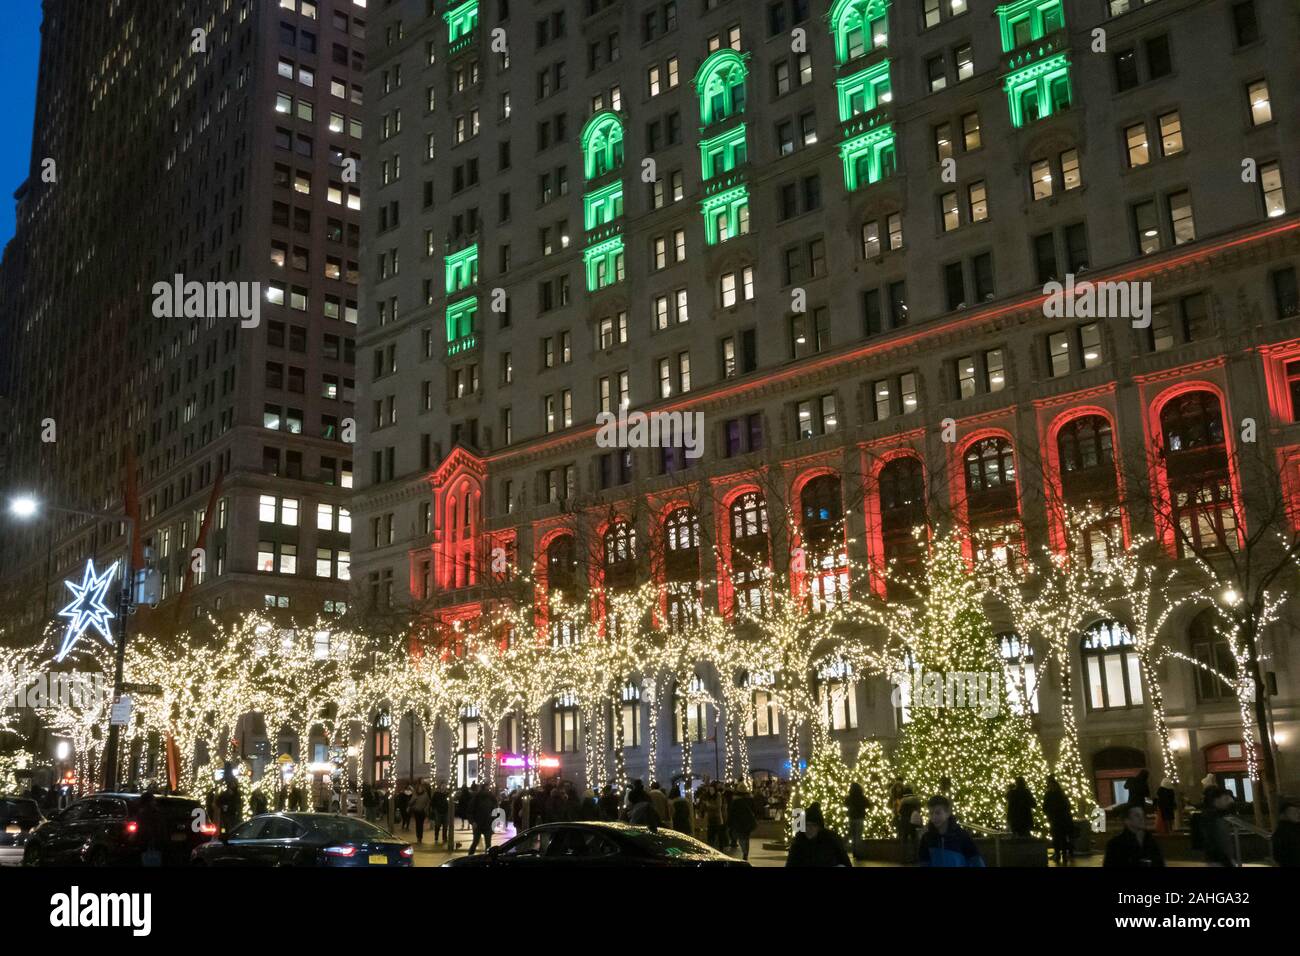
[1056,414,1121,563]
[664,507,701,630]
[879,456,926,580]
[694,50,749,127]
[801,474,848,610]
[603,522,637,591]
[817,659,859,731]
[1159,391,1236,555]
[1189,609,1235,702]
[999,633,1039,715]
[371,710,392,784]
[964,437,1021,566]
[829,0,890,65]
[580,111,625,180]
[1082,620,1144,711]
[456,705,480,784]
[673,675,709,744]
[1092,745,1147,806]
[730,492,770,613]
[546,536,576,597]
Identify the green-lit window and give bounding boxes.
[702,187,750,244]
[695,50,749,127]
[995,0,1064,52]
[580,111,625,180]
[446,297,478,355]
[840,125,896,191]
[584,237,626,291]
[445,245,478,295]
[583,182,624,230]
[700,125,748,180]
[444,0,479,43]
[829,0,891,65]
[835,61,891,122]
[1004,54,1071,127]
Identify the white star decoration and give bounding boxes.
[55,559,120,662]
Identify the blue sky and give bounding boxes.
[0,2,44,248]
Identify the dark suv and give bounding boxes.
[0,797,43,866]
[23,793,211,866]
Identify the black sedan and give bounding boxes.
[23,793,210,866]
[192,813,414,867]
[442,821,749,867]
[0,797,43,866]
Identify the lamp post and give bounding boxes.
[7,494,135,792]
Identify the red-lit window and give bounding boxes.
[1160,391,1235,555]
[664,507,701,630]
[964,437,1022,566]
[603,522,637,590]
[1057,415,1121,563]
[801,474,848,611]
[1286,359,1300,422]
[730,492,769,613]
[879,457,926,590]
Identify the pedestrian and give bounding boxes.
[845,781,869,860]
[895,785,921,863]
[1042,775,1073,864]
[469,783,498,853]
[455,784,471,830]
[136,790,166,867]
[408,780,431,844]
[1201,787,1240,867]
[1124,768,1151,809]
[598,783,619,821]
[729,783,758,861]
[430,782,450,843]
[394,783,410,829]
[1271,797,1300,866]
[1154,778,1176,835]
[700,782,726,848]
[577,788,598,820]
[1006,776,1036,838]
[217,767,242,838]
[250,788,268,817]
[917,795,985,867]
[670,784,693,835]
[648,781,671,829]
[785,802,851,867]
[1104,803,1165,867]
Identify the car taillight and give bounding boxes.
[401,845,414,858]
[200,823,218,836]
[125,821,139,835]
[325,845,357,857]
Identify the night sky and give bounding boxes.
[0,2,45,249]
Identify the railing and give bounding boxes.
[964,822,1013,866]
[1224,815,1272,864]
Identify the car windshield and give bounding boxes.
[629,829,720,856]
[307,816,395,843]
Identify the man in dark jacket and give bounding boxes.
[1006,777,1036,837]
[468,784,499,854]
[1124,769,1151,809]
[917,795,985,867]
[1202,787,1240,867]
[1104,803,1165,867]
[1272,798,1300,866]
[785,803,852,867]
[728,784,758,861]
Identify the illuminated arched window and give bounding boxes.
[580,111,625,180]
[879,456,926,580]
[801,474,848,610]
[552,693,579,753]
[1082,620,1144,711]
[1056,414,1120,564]
[603,521,637,590]
[964,437,1022,567]
[829,0,890,65]
[999,632,1039,715]
[730,492,770,613]
[664,507,701,630]
[1159,391,1236,555]
[546,536,576,596]
[694,49,749,127]
[746,670,781,738]
[456,705,480,784]
[619,682,642,748]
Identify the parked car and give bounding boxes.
[192,812,414,867]
[23,792,211,866]
[0,797,43,866]
[442,821,750,868]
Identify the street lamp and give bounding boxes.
[5,492,136,792]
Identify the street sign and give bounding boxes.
[121,682,163,696]
[110,695,133,726]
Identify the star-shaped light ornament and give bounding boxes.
[55,559,121,662]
